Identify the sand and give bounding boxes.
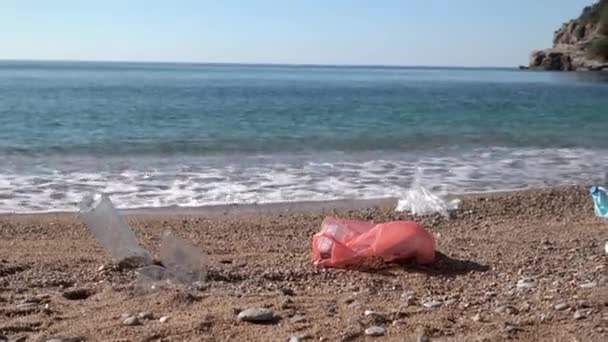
[0,186,606,341]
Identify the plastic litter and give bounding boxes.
[159,231,207,286]
[589,186,608,255]
[395,179,459,217]
[79,193,153,265]
[312,217,436,268]
[134,265,177,293]
[79,193,207,293]
[590,186,608,218]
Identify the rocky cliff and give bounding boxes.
[529,0,608,71]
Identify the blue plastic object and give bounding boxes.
[590,186,608,218]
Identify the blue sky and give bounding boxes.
[0,0,596,66]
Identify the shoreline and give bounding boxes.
[0,184,593,217]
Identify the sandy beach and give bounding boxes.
[0,186,606,341]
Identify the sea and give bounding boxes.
[1,60,608,213]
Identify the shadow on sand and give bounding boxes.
[349,252,490,278]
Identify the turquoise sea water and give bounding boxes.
[1,61,608,212]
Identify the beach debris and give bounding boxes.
[159,231,207,286]
[134,231,207,293]
[79,193,207,294]
[364,326,386,337]
[312,217,435,268]
[79,194,153,265]
[590,186,608,218]
[589,186,608,254]
[237,308,275,323]
[395,175,459,217]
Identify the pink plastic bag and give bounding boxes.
[312,217,435,268]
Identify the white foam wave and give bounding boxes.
[0,147,606,213]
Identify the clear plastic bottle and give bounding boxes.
[79,193,153,265]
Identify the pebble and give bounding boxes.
[364,326,386,337]
[281,287,295,296]
[422,300,442,309]
[471,313,483,322]
[120,312,132,320]
[417,334,430,342]
[580,281,597,289]
[289,315,307,324]
[122,315,141,326]
[237,308,275,323]
[16,303,38,309]
[159,316,170,323]
[138,312,153,320]
[503,323,523,333]
[573,310,587,320]
[46,338,84,342]
[516,278,536,289]
[554,303,570,311]
[288,337,302,342]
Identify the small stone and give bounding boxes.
[138,312,153,320]
[288,337,302,342]
[443,299,456,306]
[237,308,275,323]
[417,334,430,342]
[120,312,132,320]
[46,338,85,342]
[503,323,523,333]
[495,305,518,315]
[159,316,170,323]
[554,303,570,311]
[364,326,386,337]
[392,319,407,326]
[281,288,295,296]
[290,314,307,324]
[516,278,536,290]
[281,298,294,309]
[422,300,442,309]
[97,265,105,272]
[580,282,597,289]
[348,300,361,308]
[62,288,93,300]
[16,303,38,309]
[573,310,587,320]
[471,313,483,322]
[123,316,141,326]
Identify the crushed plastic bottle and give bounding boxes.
[590,186,608,218]
[79,193,153,265]
[134,265,177,293]
[159,231,207,286]
[133,231,207,293]
[312,217,436,268]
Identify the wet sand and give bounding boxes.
[0,186,606,341]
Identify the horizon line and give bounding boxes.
[0,58,519,70]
